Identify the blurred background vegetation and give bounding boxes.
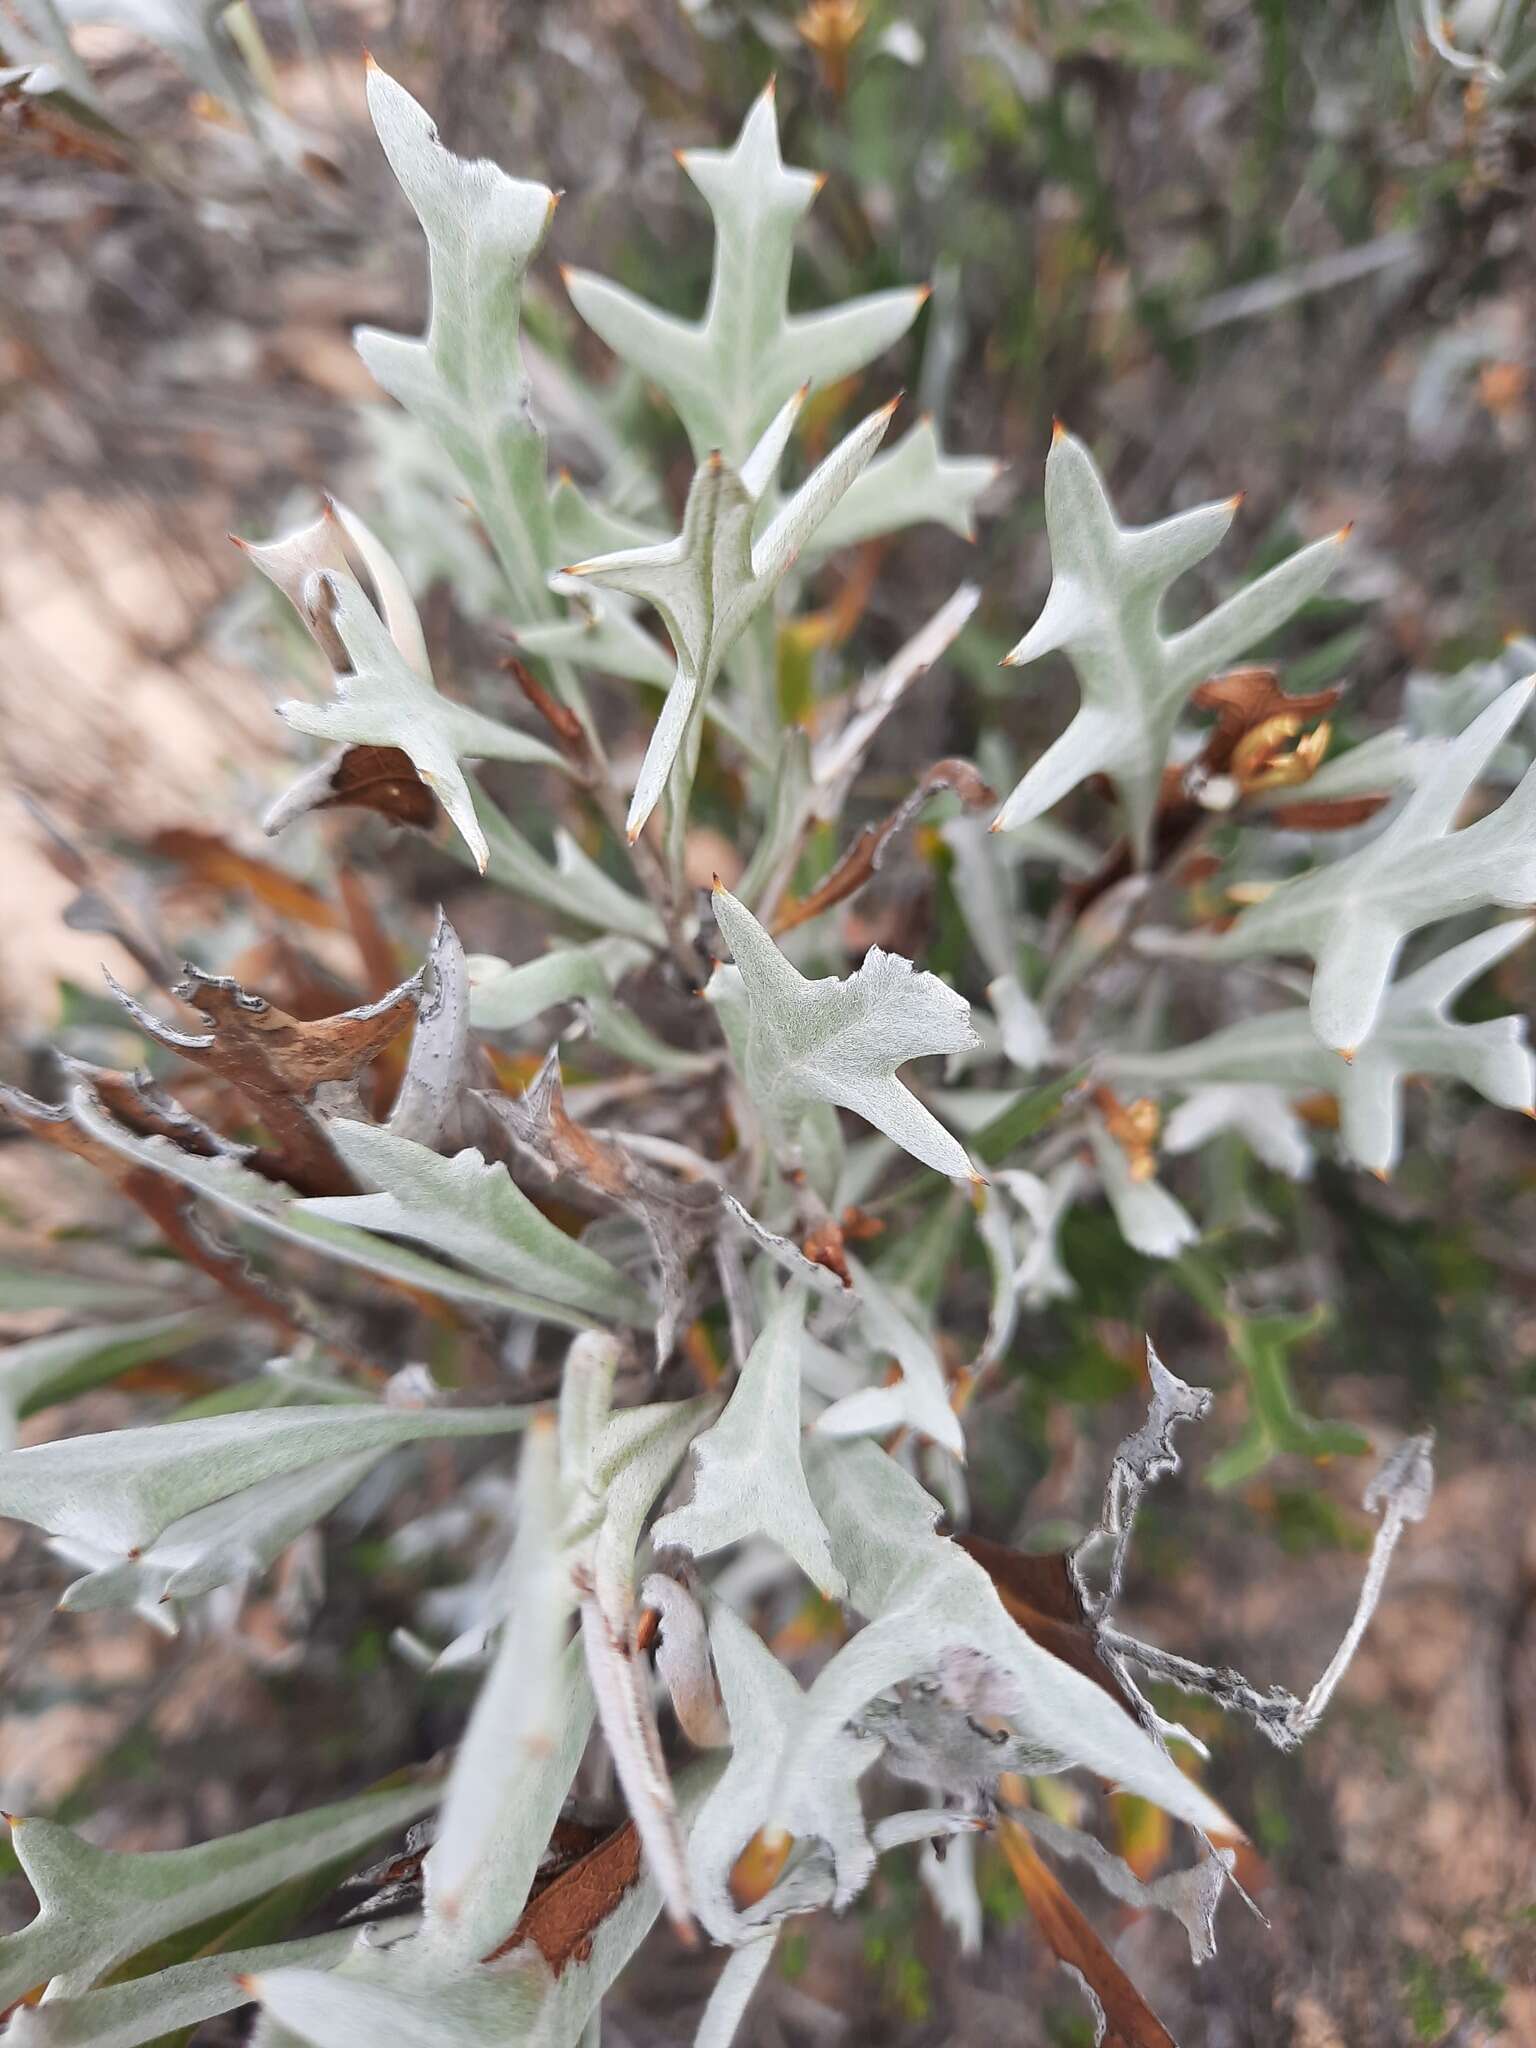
[1,3,1534,2043]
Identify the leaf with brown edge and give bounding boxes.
[1262,793,1391,832]
[0,1083,300,1342]
[263,743,440,836]
[773,757,995,936]
[1190,667,1340,777]
[996,1810,1176,2048]
[480,1820,641,1974]
[954,1532,1139,1719]
[105,964,422,1199]
[145,828,343,932]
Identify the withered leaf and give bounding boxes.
[1262,793,1391,832]
[954,1532,1138,1719]
[263,743,440,836]
[145,828,342,932]
[57,1058,254,1166]
[481,1819,642,1974]
[773,758,996,937]
[106,964,422,1199]
[996,1811,1177,2048]
[1189,668,1340,777]
[1066,670,1349,922]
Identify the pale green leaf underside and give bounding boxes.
[654,1284,844,1597]
[1157,680,1536,1050]
[298,1120,651,1325]
[1112,918,1536,1173]
[0,1401,535,1555]
[0,1779,436,2012]
[356,63,558,612]
[563,84,923,465]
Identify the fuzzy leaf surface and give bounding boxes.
[711,886,976,1177]
[563,85,923,464]
[993,428,1346,862]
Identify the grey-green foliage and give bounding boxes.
[11,50,1531,2048]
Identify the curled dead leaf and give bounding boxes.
[996,1810,1177,2048]
[106,963,422,1198]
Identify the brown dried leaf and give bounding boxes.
[1190,668,1340,776]
[1262,793,1391,832]
[773,757,995,936]
[106,964,422,1198]
[954,1533,1139,1719]
[801,1217,853,1288]
[996,1811,1177,2048]
[146,828,342,931]
[482,1819,642,1974]
[264,744,440,834]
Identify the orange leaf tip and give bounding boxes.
[232,1974,259,1995]
[1336,1046,1357,1065]
[877,391,904,419]
[914,282,933,305]
[710,872,725,894]
[1051,416,1068,442]
[1335,521,1355,541]
[1227,490,1246,511]
[362,49,378,71]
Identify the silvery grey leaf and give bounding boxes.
[654,1284,844,1597]
[1154,680,1536,1051]
[564,84,924,465]
[814,1259,964,1457]
[565,394,895,840]
[56,1447,385,1617]
[1012,1809,1234,1963]
[996,1162,1084,1307]
[774,1439,1235,1840]
[355,63,558,613]
[279,573,565,874]
[2,1930,358,2048]
[0,1778,436,2010]
[994,427,1346,862]
[68,1086,613,1330]
[1086,1117,1198,1261]
[1109,918,1536,1177]
[298,1120,650,1327]
[687,1599,879,1944]
[807,419,1000,554]
[0,1401,535,1556]
[712,885,977,1179]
